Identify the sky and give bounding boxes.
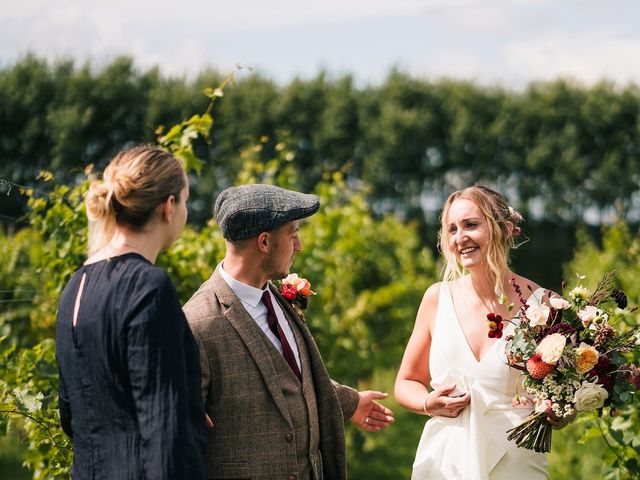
[1,0,640,88]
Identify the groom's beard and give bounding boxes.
[264,247,294,281]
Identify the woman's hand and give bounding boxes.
[424,385,471,418]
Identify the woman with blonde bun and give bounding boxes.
[55,145,207,479]
[396,185,561,480]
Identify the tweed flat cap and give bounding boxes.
[214,184,320,240]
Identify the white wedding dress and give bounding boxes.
[412,282,548,480]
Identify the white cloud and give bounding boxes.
[433,4,511,34]
[1,0,639,87]
[504,29,640,85]
[2,0,464,29]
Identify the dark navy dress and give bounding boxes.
[55,253,207,479]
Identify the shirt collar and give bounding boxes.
[219,262,267,308]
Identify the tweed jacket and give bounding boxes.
[183,267,360,480]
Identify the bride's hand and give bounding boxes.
[424,385,471,418]
[545,405,576,430]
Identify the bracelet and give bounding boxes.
[423,394,431,416]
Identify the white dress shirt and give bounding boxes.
[219,263,302,370]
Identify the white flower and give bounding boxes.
[536,333,567,364]
[573,381,609,412]
[526,288,550,327]
[578,305,598,327]
[569,285,589,305]
[527,306,549,327]
[284,273,301,285]
[508,206,522,221]
[549,296,570,310]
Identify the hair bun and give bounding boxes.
[85,180,113,221]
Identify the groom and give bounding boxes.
[184,184,394,480]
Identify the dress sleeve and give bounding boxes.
[125,272,191,479]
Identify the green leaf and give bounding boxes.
[177,149,203,175]
[578,425,603,444]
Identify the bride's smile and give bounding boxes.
[446,198,490,269]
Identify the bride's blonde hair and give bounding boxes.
[85,146,186,255]
[438,185,525,297]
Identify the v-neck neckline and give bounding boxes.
[444,281,501,364]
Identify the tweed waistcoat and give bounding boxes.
[291,316,323,479]
[269,342,311,479]
[266,309,322,480]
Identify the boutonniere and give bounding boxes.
[275,273,316,321]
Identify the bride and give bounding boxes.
[395,185,564,480]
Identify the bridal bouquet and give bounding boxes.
[486,272,640,453]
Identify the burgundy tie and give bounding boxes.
[261,291,302,380]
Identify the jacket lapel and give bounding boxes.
[210,268,293,428]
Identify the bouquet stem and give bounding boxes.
[506,411,552,453]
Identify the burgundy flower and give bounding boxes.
[544,322,576,338]
[298,296,308,310]
[280,283,298,301]
[511,278,528,310]
[611,289,628,309]
[487,312,504,338]
[590,356,616,394]
[624,364,640,390]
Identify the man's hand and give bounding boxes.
[350,390,395,432]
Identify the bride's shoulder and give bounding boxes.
[422,282,443,303]
[414,283,443,331]
[416,282,444,316]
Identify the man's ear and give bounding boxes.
[257,231,270,253]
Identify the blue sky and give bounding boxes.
[2,0,639,87]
